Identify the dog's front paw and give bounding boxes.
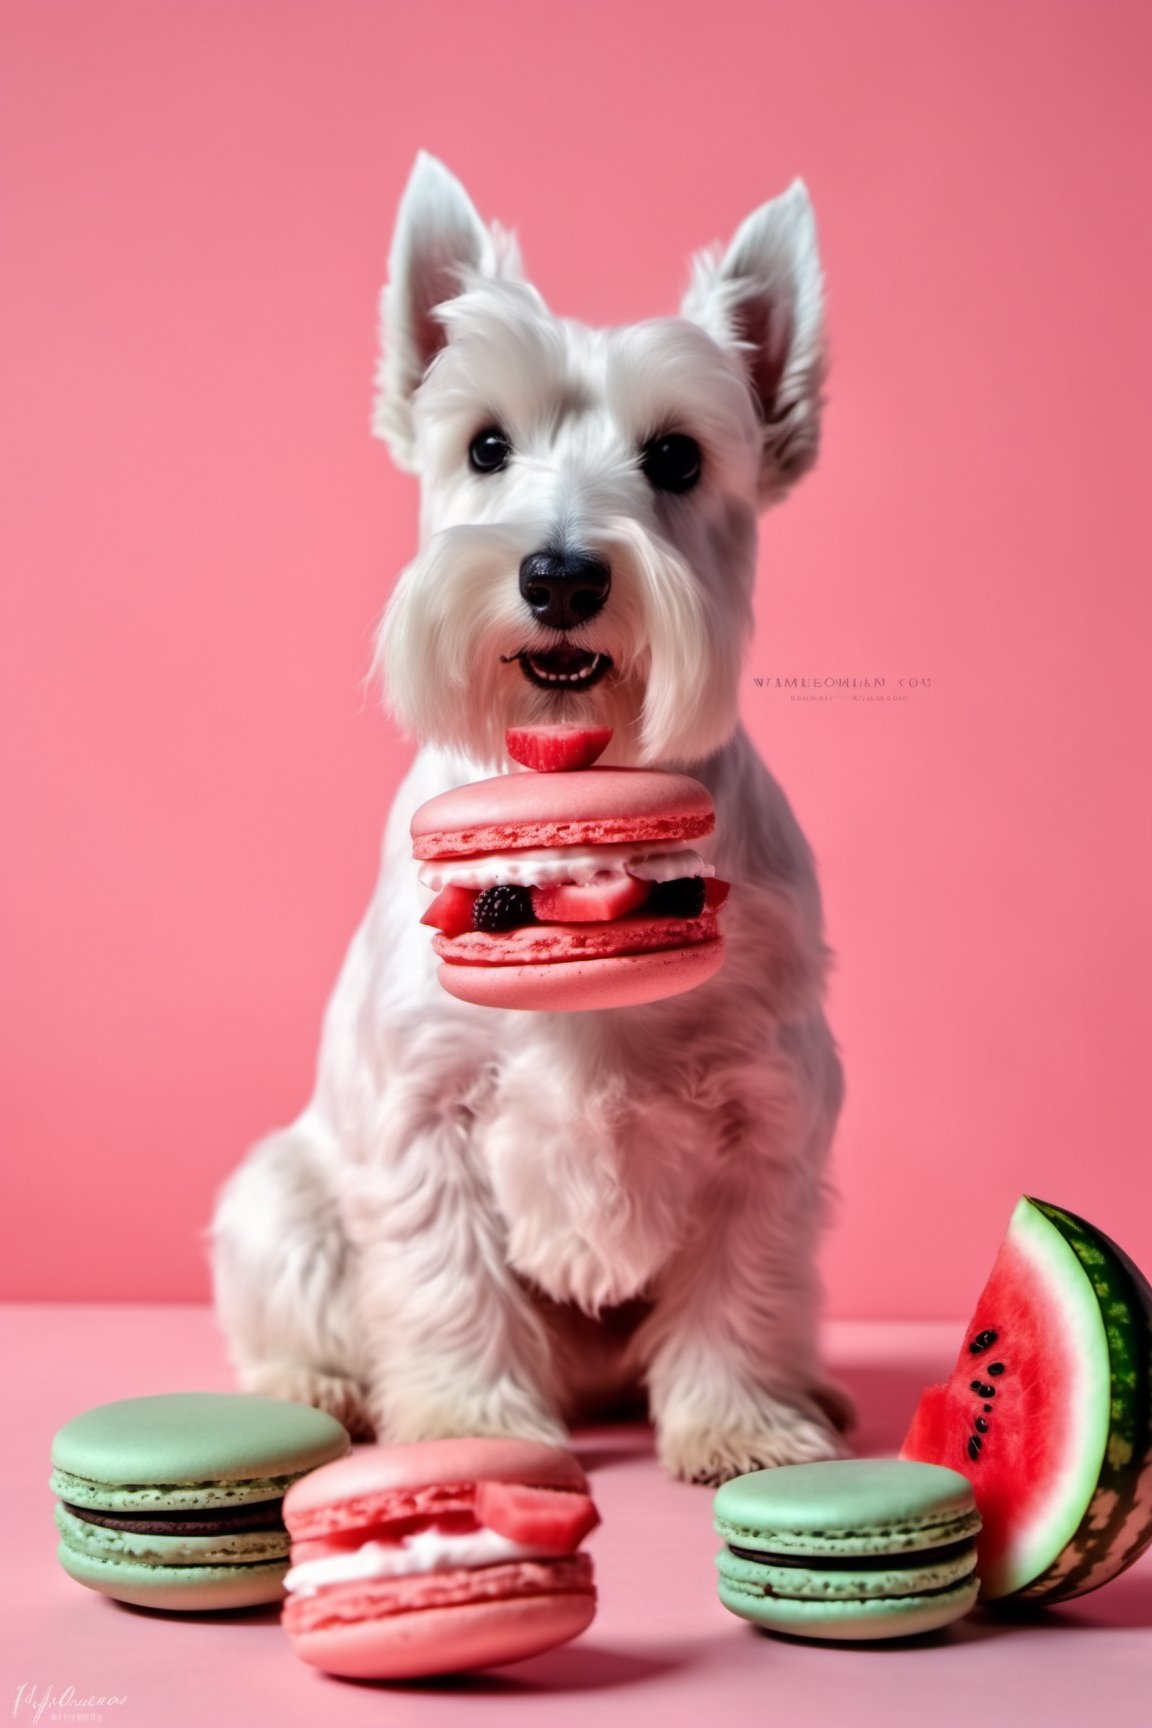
[658,1390,850,1486]
[239,1361,375,1441]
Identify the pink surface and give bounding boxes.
[8,1305,1150,1727]
[4,1,1152,1313]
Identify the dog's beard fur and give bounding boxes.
[374,278,761,770]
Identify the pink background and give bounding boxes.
[3,0,1151,1316]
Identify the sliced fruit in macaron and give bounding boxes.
[505,724,613,773]
[421,885,479,937]
[475,1480,601,1550]
[532,872,649,924]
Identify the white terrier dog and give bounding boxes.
[211,153,850,1483]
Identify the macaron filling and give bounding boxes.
[55,1502,291,1567]
[61,1499,286,1535]
[721,1534,980,1604]
[419,842,715,892]
[724,1532,979,1571]
[285,1524,568,1597]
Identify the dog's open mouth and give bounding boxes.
[508,646,613,691]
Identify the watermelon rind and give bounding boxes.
[985,1198,1113,1598]
[1014,1199,1152,1602]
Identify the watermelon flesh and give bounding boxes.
[901,1196,1152,1603]
[505,725,613,772]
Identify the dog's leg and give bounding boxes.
[210,1115,372,1437]
[342,1116,567,1447]
[639,1023,851,1484]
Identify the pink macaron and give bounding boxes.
[413,727,728,1011]
[281,1438,600,1680]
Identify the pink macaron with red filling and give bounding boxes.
[281,1439,599,1679]
[413,726,728,1011]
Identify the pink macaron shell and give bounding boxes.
[412,767,714,860]
[286,1584,597,1679]
[283,1439,589,1543]
[432,910,719,968]
[285,1555,592,1631]
[439,937,726,1011]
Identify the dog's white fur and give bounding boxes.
[210,153,849,1483]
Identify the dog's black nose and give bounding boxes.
[518,549,611,631]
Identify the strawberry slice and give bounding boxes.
[704,877,730,910]
[532,872,648,924]
[475,1480,600,1552]
[420,885,479,937]
[505,725,613,772]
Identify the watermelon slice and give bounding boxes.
[505,725,612,772]
[475,1481,600,1551]
[420,885,479,937]
[531,872,649,924]
[900,1195,1152,1603]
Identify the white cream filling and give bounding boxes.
[419,843,714,892]
[284,1526,560,1597]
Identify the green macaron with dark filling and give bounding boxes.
[714,1459,982,1641]
[51,1393,350,1611]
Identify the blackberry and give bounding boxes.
[646,876,707,918]
[472,884,536,932]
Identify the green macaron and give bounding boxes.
[51,1393,350,1611]
[714,1459,982,1641]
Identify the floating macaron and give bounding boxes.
[281,1438,600,1678]
[714,1459,982,1641]
[413,725,728,1011]
[51,1392,350,1611]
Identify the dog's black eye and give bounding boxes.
[641,433,702,495]
[469,426,512,474]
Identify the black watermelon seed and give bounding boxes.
[984,1404,993,1412]
[988,1362,1005,1376]
[975,1417,989,1433]
[969,1380,984,1393]
[969,1330,998,1353]
[967,1436,982,1460]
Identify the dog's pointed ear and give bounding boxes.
[682,180,826,506]
[373,153,522,469]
